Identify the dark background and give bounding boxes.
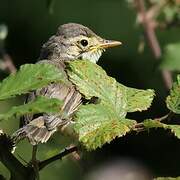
[0,0,180,179]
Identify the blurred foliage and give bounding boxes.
[161,43,180,71]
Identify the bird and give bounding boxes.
[13,23,121,145]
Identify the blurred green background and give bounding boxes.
[0,0,180,179]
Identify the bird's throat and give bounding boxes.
[80,49,103,63]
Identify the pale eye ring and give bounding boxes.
[80,39,88,47]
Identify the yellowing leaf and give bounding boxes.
[67,60,154,150]
[74,104,136,150]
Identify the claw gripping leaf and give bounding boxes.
[67,60,154,150]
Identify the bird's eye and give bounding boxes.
[80,39,88,47]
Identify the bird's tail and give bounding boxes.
[12,117,56,145]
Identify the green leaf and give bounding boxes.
[67,60,127,117]
[166,75,180,114]
[161,43,180,71]
[74,104,136,150]
[126,87,155,112]
[67,60,154,150]
[0,63,67,100]
[0,96,63,121]
[163,6,179,22]
[143,119,180,139]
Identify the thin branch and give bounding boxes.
[135,0,172,89]
[146,0,169,20]
[31,145,39,180]
[32,145,38,163]
[39,146,78,170]
[0,134,78,179]
[135,0,161,58]
[0,151,27,180]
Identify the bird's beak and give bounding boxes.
[99,40,122,49]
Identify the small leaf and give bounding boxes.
[161,43,180,71]
[143,119,167,129]
[143,119,180,139]
[0,63,67,100]
[166,75,180,114]
[74,104,136,150]
[163,6,179,22]
[126,87,155,112]
[0,96,63,121]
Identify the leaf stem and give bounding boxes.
[31,145,39,180]
[154,111,174,122]
[134,111,174,132]
[39,146,78,170]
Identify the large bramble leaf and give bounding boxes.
[67,60,154,150]
[0,96,63,121]
[143,119,180,139]
[166,75,180,114]
[74,104,136,150]
[0,63,67,100]
[161,43,180,71]
[67,60,127,117]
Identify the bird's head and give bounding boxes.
[40,23,122,63]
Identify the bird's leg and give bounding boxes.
[31,145,39,180]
